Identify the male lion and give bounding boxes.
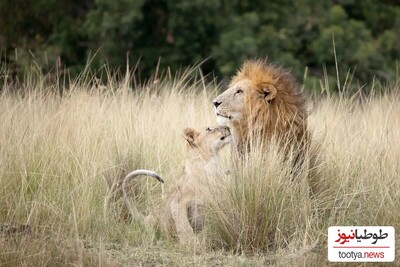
[122,126,231,244]
[213,60,310,167]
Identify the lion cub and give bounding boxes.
[122,126,231,244]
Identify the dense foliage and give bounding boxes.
[0,0,399,88]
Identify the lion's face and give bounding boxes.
[212,60,309,160]
[212,79,248,126]
[212,78,277,126]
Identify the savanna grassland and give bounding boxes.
[0,68,399,266]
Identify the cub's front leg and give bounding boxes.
[170,194,195,244]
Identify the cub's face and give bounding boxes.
[183,126,231,154]
[212,79,249,126]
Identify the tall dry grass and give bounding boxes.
[206,91,400,255]
[0,66,399,266]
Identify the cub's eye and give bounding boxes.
[234,89,243,96]
[206,127,212,131]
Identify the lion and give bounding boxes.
[122,126,231,244]
[212,59,310,167]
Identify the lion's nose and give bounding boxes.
[213,101,222,108]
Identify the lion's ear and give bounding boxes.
[183,128,200,146]
[262,84,277,103]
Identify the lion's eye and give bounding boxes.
[206,127,212,131]
[234,89,243,96]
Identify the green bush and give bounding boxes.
[1,0,399,90]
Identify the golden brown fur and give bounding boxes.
[213,59,310,164]
[122,126,231,244]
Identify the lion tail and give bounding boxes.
[122,169,164,223]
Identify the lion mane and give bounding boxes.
[213,59,310,162]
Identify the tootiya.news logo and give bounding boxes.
[328,226,395,262]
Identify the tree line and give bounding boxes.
[1,0,399,91]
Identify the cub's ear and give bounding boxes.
[183,128,200,146]
[262,84,277,103]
